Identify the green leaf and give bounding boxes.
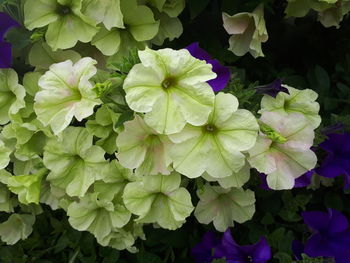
[187,0,211,19]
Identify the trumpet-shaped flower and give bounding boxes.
[116,115,171,176]
[0,214,35,245]
[169,92,258,179]
[194,184,255,232]
[302,208,350,262]
[123,172,194,230]
[82,0,123,30]
[259,85,321,129]
[248,112,317,190]
[90,0,159,56]
[43,127,107,197]
[0,139,11,169]
[215,229,272,263]
[0,69,25,125]
[67,192,131,242]
[24,0,98,50]
[222,4,268,58]
[7,168,46,205]
[123,48,216,134]
[316,133,350,188]
[34,58,101,135]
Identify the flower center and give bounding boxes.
[56,4,71,16]
[246,255,253,262]
[204,124,217,133]
[162,77,177,89]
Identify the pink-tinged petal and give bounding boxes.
[222,12,251,34]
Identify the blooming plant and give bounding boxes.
[0,0,350,262]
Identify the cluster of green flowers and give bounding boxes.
[24,0,184,66]
[0,43,321,251]
[223,0,350,58]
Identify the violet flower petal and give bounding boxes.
[255,79,289,98]
[304,234,334,258]
[0,12,19,40]
[0,41,12,68]
[192,231,221,263]
[292,240,305,260]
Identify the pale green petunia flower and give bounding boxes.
[67,192,131,242]
[116,115,172,176]
[43,127,107,197]
[248,112,317,190]
[34,57,101,135]
[82,0,124,30]
[0,69,26,125]
[169,92,259,179]
[151,12,183,46]
[0,214,35,245]
[86,105,120,154]
[24,0,98,50]
[91,0,159,56]
[7,168,47,205]
[222,4,268,58]
[194,184,255,232]
[0,139,11,170]
[146,0,186,17]
[0,170,16,213]
[318,1,350,28]
[123,172,194,230]
[259,85,321,129]
[123,48,216,134]
[202,162,251,189]
[285,0,350,28]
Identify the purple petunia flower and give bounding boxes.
[259,170,314,190]
[292,240,305,260]
[316,133,350,189]
[302,208,350,263]
[255,79,289,98]
[185,42,230,92]
[0,12,19,68]
[192,231,221,263]
[214,229,271,263]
